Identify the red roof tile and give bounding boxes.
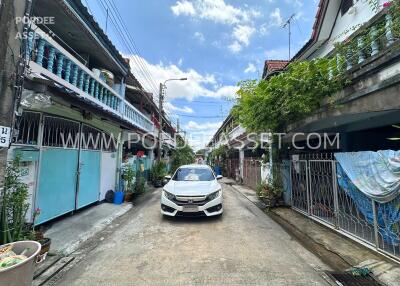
[266,60,289,73]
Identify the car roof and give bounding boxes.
[179,164,212,169]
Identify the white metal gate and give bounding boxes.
[290,157,400,261]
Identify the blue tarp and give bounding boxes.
[335,150,400,203]
[335,151,400,245]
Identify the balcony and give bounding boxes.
[228,125,246,141]
[327,8,399,79]
[26,25,154,133]
[161,132,176,148]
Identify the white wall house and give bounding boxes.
[297,0,385,60]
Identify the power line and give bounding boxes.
[96,0,160,98]
[99,0,157,95]
[104,0,160,99]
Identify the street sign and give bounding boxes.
[0,126,11,147]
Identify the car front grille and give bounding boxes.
[172,195,210,206]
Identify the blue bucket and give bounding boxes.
[113,191,124,205]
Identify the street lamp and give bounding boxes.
[157,77,187,162]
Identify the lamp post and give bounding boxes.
[157,78,187,162]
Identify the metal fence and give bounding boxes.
[290,158,400,261]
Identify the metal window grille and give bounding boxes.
[101,132,118,152]
[80,124,101,150]
[42,116,80,148]
[15,111,40,145]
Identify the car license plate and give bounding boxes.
[182,205,198,212]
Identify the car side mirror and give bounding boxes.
[216,175,223,180]
[164,175,171,180]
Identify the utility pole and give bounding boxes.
[282,13,296,61]
[157,78,187,162]
[157,83,164,162]
[0,0,30,197]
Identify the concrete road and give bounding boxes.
[56,183,331,286]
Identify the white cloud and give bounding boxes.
[193,31,205,42]
[270,8,283,27]
[171,0,261,53]
[171,1,195,16]
[127,55,239,101]
[185,120,222,131]
[171,0,260,25]
[244,63,256,73]
[232,25,255,46]
[164,102,194,114]
[228,41,242,53]
[285,0,303,7]
[184,121,223,150]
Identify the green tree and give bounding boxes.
[170,139,195,174]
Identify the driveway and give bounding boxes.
[55,183,331,285]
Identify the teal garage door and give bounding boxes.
[36,148,78,224]
[77,150,101,209]
[76,124,102,209]
[35,116,81,224]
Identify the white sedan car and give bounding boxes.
[161,164,223,217]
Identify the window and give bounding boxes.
[173,167,215,181]
[341,0,354,15]
[15,111,40,145]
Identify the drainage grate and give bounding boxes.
[328,272,382,286]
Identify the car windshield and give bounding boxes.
[173,167,215,181]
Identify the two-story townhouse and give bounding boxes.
[286,0,400,155]
[277,0,400,261]
[8,0,171,225]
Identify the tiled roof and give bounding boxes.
[262,60,289,79]
[266,60,289,73]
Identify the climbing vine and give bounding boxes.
[233,58,345,133]
[233,1,400,134]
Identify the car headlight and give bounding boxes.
[208,190,221,201]
[163,190,175,200]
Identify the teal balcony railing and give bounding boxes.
[26,25,154,133]
[328,8,399,78]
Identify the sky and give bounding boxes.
[84,0,319,150]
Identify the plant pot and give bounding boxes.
[261,197,277,207]
[0,241,42,286]
[37,238,51,255]
[124,192,133,202]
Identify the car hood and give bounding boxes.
[164,180,221,196]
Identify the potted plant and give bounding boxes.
[256,181,282,208]
[0,155,29,244]
[134,173,146,195]
[121,165,135,202]
[151,161,167,188]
